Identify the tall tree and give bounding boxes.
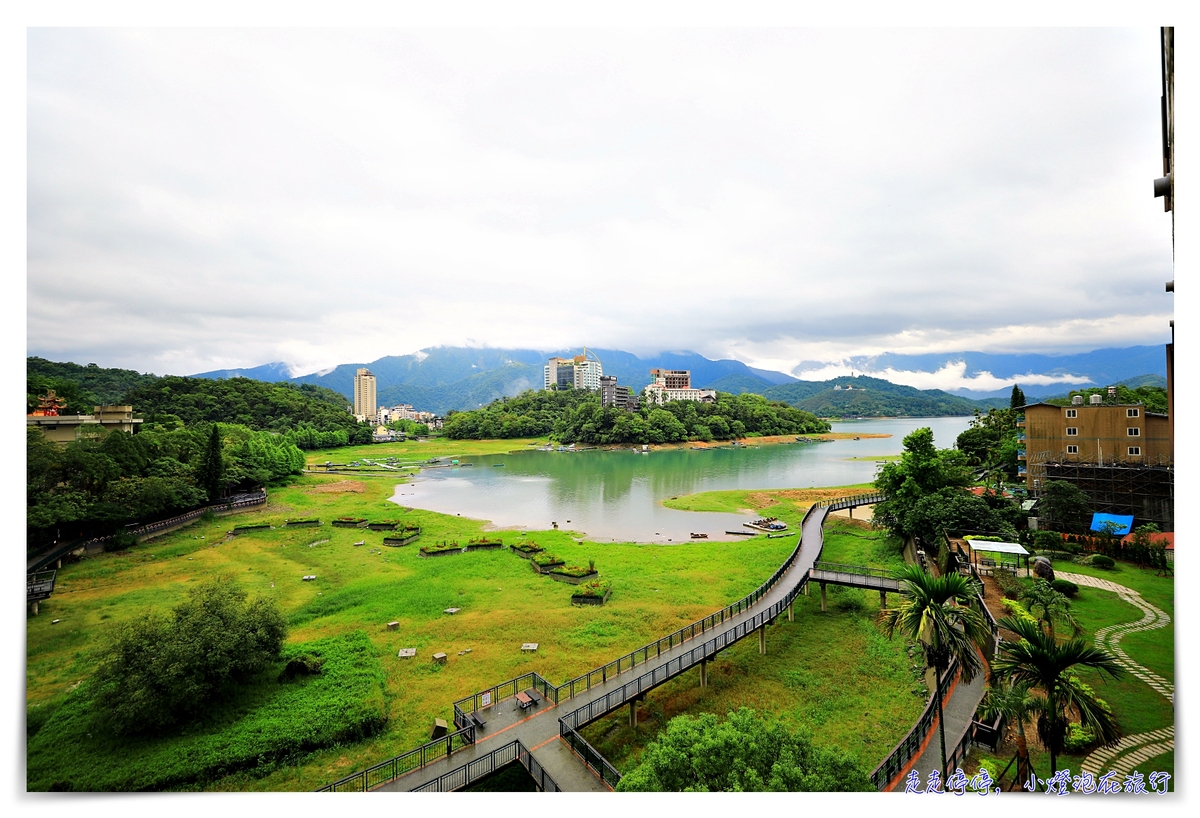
[878,564,991,778]
[1010,384,1027,409]
[991,616,1122,775]
[199,425,224,501]
[872,427,973,540]
[978,678,1042,786]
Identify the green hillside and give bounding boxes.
[763,375,980,417]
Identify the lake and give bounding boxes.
[390,417,973,543]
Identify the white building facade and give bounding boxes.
[641,369,716,405]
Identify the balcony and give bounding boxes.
[1017,450,1026,460]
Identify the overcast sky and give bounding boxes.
[27,26,1174,385]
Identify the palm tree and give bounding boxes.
[978,678,1041,787]
[991,616,1123,775]
[878,564,992,778]
[1019,580,1081,642]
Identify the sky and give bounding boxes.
[26,25,1176,390]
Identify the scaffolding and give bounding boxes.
[1036,460,1174,530]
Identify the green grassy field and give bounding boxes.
[33,469,889,791]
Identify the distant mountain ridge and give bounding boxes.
[188,344,1169,417]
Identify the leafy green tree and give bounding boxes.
[615,708,872,792]
[992,616,1122,775]
[902,487,1019,545]
[93,580,287,736]
[1019,579,1081,642]
[878,565,991,778]
[873,427,973,539]
[1039,480,1092,534]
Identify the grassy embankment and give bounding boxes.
[968,558,1174,786]
[32,439,901,790]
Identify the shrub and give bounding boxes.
[92,579,286,736]
[1092,555,1115,570]
[277,654,324,682]
[1063,722,1097,753]
[106,532,139,552]
[1033,530,1064,552]
[994,570,1028,600]
[1050,579,1079,598]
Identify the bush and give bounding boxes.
[615,707,873,792]
[994,570,1028,600]
[92,579,286,736]
[1050,579,1079,598]
[1063,722,1097,753]
[1092,555,1115,570]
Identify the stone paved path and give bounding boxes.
[1054,572,1175,777]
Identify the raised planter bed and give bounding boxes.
[332,517,368,529]
[548,568,600,585]
[367,521,399,531]
[383,529,421,547]
[509,542,544,559]
[531,553,565,574]
[284,518,322,527]
[571,579,612,606]
[419,542,462,558]
[463,538,504,552]
[230,523,272,534]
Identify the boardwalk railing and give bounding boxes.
[409,739,560,793]
[317,726,476,792]
[560,725,622,789]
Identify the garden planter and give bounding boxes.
[367,522,398,531]
[333,518,368,528]
[420,546,462,558]
[230,523,271,534]
[284,519,322,527]
[549,570,599,585]
[531,560,565,574]
[383,531,421,547]
[571,588,611,606]
[463,542,504,552]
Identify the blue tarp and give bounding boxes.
[1090,513,1135,535]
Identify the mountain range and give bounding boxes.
[192,345,1167,417]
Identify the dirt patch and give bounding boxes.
[303,480,367,494]
[980,575,1021,643]
[750,487,868,505]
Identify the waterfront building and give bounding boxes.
[600,375,638,410]
[544,349,603,391]
[642,369,716,405]
[354,368,377,422]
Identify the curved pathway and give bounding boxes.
[1054,572,1175,777]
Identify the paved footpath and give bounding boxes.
[1055,572,1176,778]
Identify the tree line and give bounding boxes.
[443,389,830,443]
[27,421,305,550]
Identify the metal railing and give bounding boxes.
[811,560,898,582]
[317,725,475,792]
[409,739,561,793]
[560,725,622,788]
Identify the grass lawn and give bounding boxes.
[662,484,874,516]
[32,470,876,791]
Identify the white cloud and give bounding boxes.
[26,28,1173,376]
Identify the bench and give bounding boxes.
[470,711,487,729]
[515,691,534,711]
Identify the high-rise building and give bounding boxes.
[544,349,603,391]
[354,368,377,422]
[600,375,638,410]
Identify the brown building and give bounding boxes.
[648,369,691,389]
[27,405,142,443]
[1021,396,1172,529]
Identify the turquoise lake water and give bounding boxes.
[391,417,973,543]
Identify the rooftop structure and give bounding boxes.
[27,403,142,443]
[544,349,603,391]
[642,369,716,406]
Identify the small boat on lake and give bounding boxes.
[690,533,709,539]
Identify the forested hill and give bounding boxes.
[27,356,160,413]
[760,375,988,418]
[28,359,373,446]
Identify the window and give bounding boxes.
[1066,409,1078,418]
[1127,408,1140,417]
[1128,427,1141,437]
[1128,447,1141,456]
[1066,427,1078,436]
[1067,445,1079,454]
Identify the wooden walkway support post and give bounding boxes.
[880,590,887,609]
[787,602,794,622]
[820,582,827,613]
[758,625,766,655]
[699,658,708,688]
[629,699,637,727]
